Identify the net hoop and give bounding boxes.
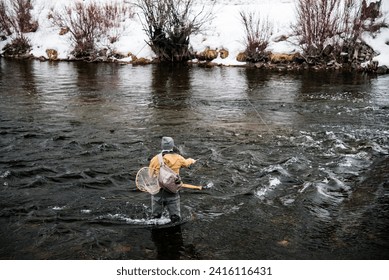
[135,167,160,195]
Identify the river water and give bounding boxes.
[0,58,388,259]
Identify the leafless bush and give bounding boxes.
[137,0,214,62]
[360,0,388,34]
[240,11,272,62]
[0,1,12,36]
[2,34,31,56]
[13,0,37,33]
[51,1,133,58]
[293,0,386,64]
[338,1,365,42]
[0,0,38,36]
[0,0,36,56]
[294,0,343,59]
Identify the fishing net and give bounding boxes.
[136,166,203,194]
[135,167,160,194]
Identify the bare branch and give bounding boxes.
[0,0,38,37]
[293,0,376,64]
[240,10,272,62]
[51,0,133,58]
[137,0,214,62]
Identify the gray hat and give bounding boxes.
[161,136,174,151]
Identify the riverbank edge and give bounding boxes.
[2,52,388,76]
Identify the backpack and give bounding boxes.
[157,153,182,193]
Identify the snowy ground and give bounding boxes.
[1,0,388,67]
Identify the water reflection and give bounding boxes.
[19,60,38,96]
[146,64,196,144]
[150,64,191,114]
[292,71,375,129]
[297,71,373,101]
[151,225,185,259]
[150,63,191,109]
[243,69,301,131]
[75,62,109,104]
[188,67,249,133]
[0,59,41,120]
[0,59,37,96]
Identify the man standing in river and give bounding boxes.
[149,136,196,223]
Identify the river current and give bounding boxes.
[0,58,388,259]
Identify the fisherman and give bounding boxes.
[149,136,196,223]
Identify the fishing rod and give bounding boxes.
[138,84,277,186]
[244,94,276,137]
[182,87,279,186]
[190,88,276,164]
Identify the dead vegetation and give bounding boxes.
[137,0,213,62]
[240,11,273,63]
[293,0,387,65]
[0,0,38,56]
[50,0,133,59]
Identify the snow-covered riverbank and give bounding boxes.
[1,0,388,68]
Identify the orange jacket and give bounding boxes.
[149,153,195,175]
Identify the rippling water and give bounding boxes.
[0,58,388,259]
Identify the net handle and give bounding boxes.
[182,183,202,190]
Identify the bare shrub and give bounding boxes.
[0,0,36,56]
[360,0,388,34]
[293,0,386,64]
[0,1,12,35]
[293,0,343,60]
[12,0,37,33]
[0,0,38,36]
[51,1,133,58]
[137,0,214,62]
[2,34,31,56]
[240,11,272,62]
[361,0,381,20]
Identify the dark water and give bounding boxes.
[0,58,388,259]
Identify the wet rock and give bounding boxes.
[111,51,126,59]
[323,44,334,57]
[276,65,287,71]
[254,62,265,69]
[363,60,379,72]
[198,61,219,68]
[376,65,388,75]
